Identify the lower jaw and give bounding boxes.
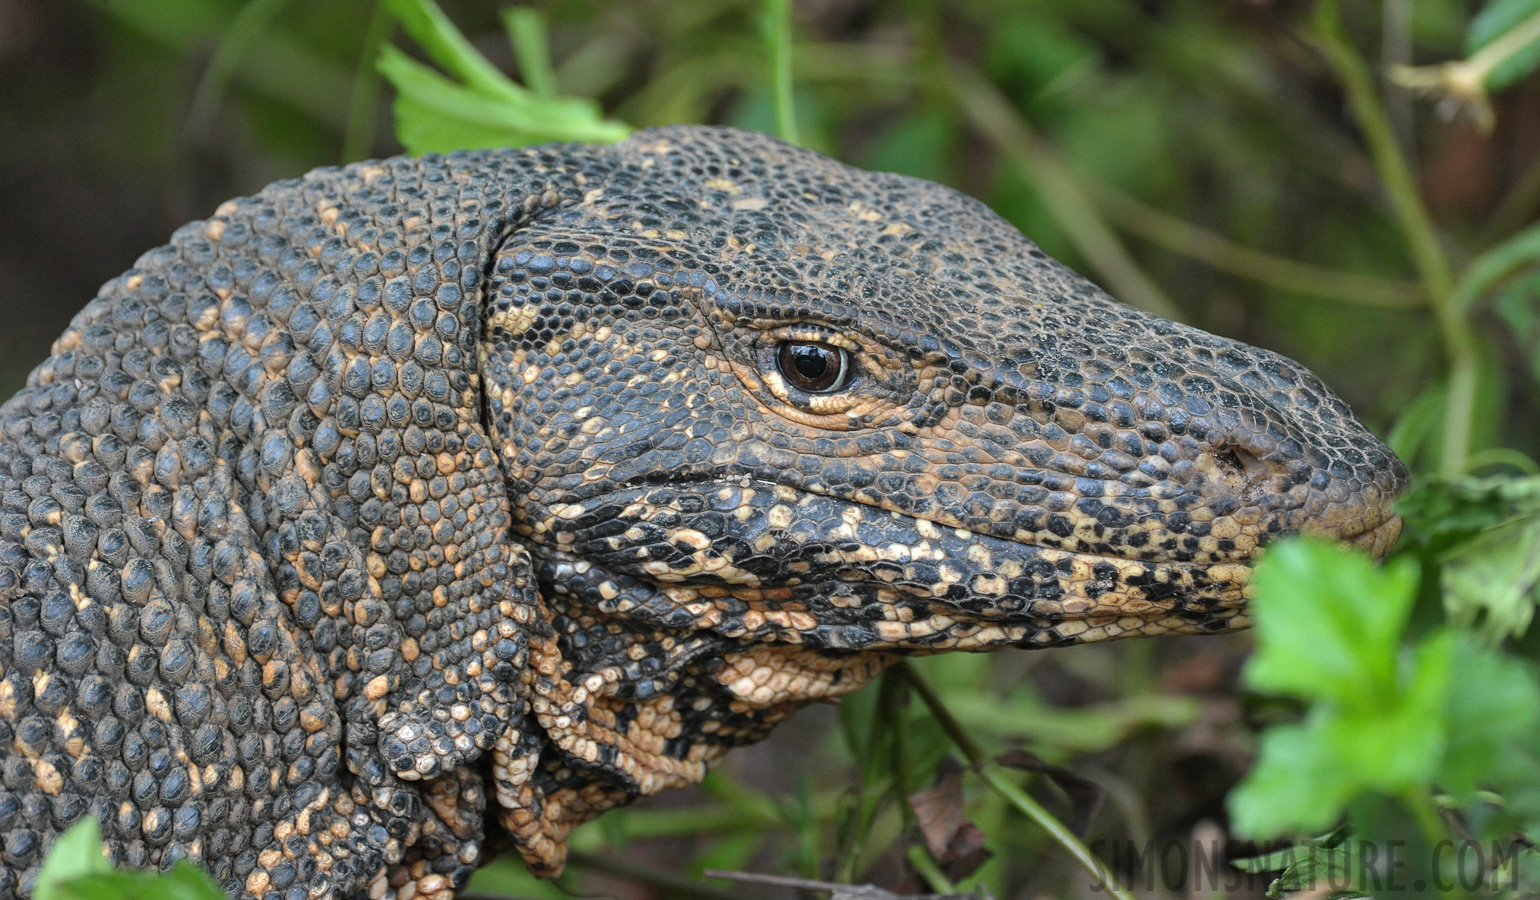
[1342,515,1404,558]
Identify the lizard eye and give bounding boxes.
[776,340,852,393]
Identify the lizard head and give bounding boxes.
[482,125,1407,657]
[476,125,1407,872]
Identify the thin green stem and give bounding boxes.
[897,663,985,763]
[907,844,959,894]
[1453,221,1540,316]
[897,663,1136,900]
[1092,182,1423,308]
[948,63,1183,321]
[1312,3,1453,301]
[1481,150,1540,245]
[1402,790,1448,849]
[342,0,393,163]
[1466,447,1540,475]
[750,43,1418,311]
[762,0,799,145]
[1466,9,1540,87]
[887,673,916,826]
[600,805,778,840]
[567,850,739,900]
[1313,0,1478,476]
[186,0,296,137]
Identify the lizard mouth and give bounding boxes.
[1334,513,1404,557]
[530,479,1262,651]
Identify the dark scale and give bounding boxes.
[0,127,1404,899]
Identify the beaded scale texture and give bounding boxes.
[0,126,1406,900]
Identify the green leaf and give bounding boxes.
[1453,221,1540,315]
[386,0,522,102]
[35,820,113,900]
[379,0,630,154]
[57,864,229,900]
[1229,827,1348,873]
[36,822,228,900]
[1230,539,1456,837]
[1230,633,1453,837]
[502,7,556,98]
[1468,0,1540,90]
[1264,843,1356,898]
[1244,538,1421,708]
[1399,475,1540,639]
[1442,514,1540,640]
[378,47,628,154]
[1439,639,1540,800]
[1398,475,1529,544]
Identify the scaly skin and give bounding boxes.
[0,126,1405,899]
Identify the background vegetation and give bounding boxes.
[5,0,1540,897]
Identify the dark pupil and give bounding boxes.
[778,342,844,392]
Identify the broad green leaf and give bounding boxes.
[1230,632,1452,837]
[1468,0,1540,90]
[35,820,113,900]
[36,823,228,900]
[1229,721,1360,838]
[1440,639,1540,799]
[1244,538,1421,708]
[1231,540,1464,837]
[76,862,228,900]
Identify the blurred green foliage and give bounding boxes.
[8,0,1540,897]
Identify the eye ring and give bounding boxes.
[775,340,852,394]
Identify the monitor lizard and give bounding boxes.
[0,126,1407,900]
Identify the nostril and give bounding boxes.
[1215,445,1271,486]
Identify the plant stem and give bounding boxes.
[1465,9,1540,88]
[1480,149,1540,245]
[186,0,297,138]
[1312,4,1452,301]
[1313,0,1479,476]
[342,0,393,162]
[1402,790,1448,849]
[948,63,1183,321]
[1465,447,1540,475]
[907,843,959,894]
[568,850,740,900]
[896,663,1136,900]
[1092,182,1423,308]
[763,0,800,145]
